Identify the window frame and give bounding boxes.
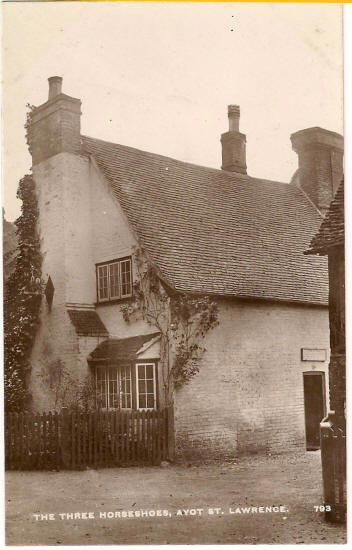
[95,364,133,410]
[94,360,158,411]
[135,362,157,410]
[96,256,133,304]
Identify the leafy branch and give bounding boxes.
[120,247,219,404]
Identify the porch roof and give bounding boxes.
[88,332,160,364]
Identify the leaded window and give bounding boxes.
[96,257,132,302]
[96,365,132,409]
[95,362,157,410]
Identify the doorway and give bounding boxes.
[303,372,326,451]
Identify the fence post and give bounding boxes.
[167,406,175,462]
[320,414,335,517]
[60,407,71,469]
[320,412,346,523]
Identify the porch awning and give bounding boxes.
[68,308,109,337]
[88,332,160,364]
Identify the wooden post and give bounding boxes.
[320,412,346,523]
[60,407,71,469]
[167,406,175,462]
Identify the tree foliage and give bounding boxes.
[4,174,42,412]
[120,247,219,404]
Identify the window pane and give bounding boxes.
[138,380,146,393]
[139,395,146,409]
[109,262,120,299]
[146,365,154,378]
[108,380,118,409]
[98,265,108,300]
[147,395,154,408]
[110,367,117,379]
[96,367,107,408]
[107,367,118,409]
[120,259,132,296]
[138,364,145,378]
[120,365,132,409]
[147,380,154,393]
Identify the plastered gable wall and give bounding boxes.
[29,153,92,410]
[63,155,95,304]
[174,298,329,458]
[89,159,158,340]
[29,152,159,410]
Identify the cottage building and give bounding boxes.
[26,77,343,458]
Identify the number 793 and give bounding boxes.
[314,505,331,512]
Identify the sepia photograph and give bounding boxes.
[2,1,346,545]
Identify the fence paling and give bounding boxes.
[54,412,60,470]
[6,408,172,470]
[100,412,103,466]
[114,411,118,464]
[7,414,12,468]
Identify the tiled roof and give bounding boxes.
[89,333,160,363]
[68,309,109,336]
[306,181,344,255]
[82,136,328,306]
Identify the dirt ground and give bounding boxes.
[6,450,346,545]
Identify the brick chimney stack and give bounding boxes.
[28,77,82,165]
[291,127,344,214]
[221,105,247,174]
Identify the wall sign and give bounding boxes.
[301,348,327,362]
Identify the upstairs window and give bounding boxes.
[96,257,132,302]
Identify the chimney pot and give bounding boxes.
[221,105,247,174]
[228,104,240,132]
[48,76,63,100]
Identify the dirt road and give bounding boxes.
[6,450,346,545]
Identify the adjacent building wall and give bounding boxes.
[174,298,330,459]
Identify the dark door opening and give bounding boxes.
[303,372,326,451]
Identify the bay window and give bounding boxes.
[95,362,157,410]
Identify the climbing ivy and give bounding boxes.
[4,174,42,412]
[120,247,219,405]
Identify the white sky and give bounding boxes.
[2,2,343,221]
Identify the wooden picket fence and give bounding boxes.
[5,411,60,471]
[5,407,174,471]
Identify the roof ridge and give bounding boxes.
[82,135,302,189]
[295,185,325,219]
[112,331,160,343]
